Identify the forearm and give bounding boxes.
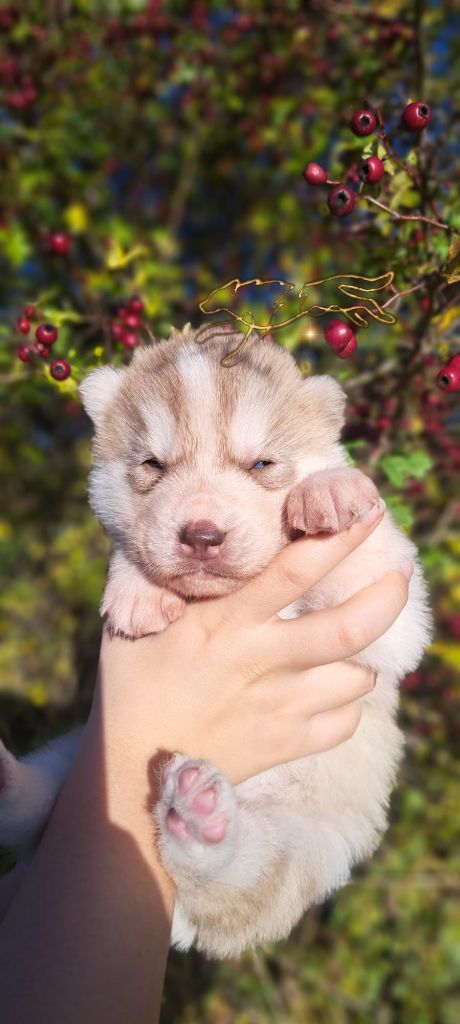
[0,700,175,1024]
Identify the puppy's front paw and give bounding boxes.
[156,756,237,876]
[101,577,185,638]
[286,467,381,536]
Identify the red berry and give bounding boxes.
[327,184,356,216]
[437,355,460,392]
[421,297,430,313]
[36,322,58,345]
[50,359,71,381]
[350,109,377,136]
[127,295,144,315]
[359,155,385,184]
[111,321,125,340]
[122,331,139,350]
[123,313,141,330]
[401,101,431,131]
[324,320,355,350]
[303,162,327,186]
[34,340,51,358]
[337,335,358,359]
[376,416,392,430]
[117,305,129,319]
[17,317,30,334]
[24,304,36,318]
[17,344,33,362]
[49,232,71,255]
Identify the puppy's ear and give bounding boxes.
[303,375,347,438]
[79,366,124,427]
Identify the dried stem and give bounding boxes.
[382,282,427,309]
[361,194,452,231]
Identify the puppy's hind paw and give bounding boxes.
[156,756,237,876]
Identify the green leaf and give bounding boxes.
[381,451,433,488]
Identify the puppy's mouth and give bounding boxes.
[168,562,251,598]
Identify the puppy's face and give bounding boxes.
[80,329,346,598]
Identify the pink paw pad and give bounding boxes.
[166,808,190,841]
[163,762,229,845]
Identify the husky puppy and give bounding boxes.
[0,327,432,958]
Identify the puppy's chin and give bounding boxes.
[168,568,248,600]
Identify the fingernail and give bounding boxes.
[400,559,414,579]
[361,500,385,526]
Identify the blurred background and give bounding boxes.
[0,1,459,1021]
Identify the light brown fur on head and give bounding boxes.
[79,327,347,598]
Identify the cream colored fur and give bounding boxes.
[0,327,432,958]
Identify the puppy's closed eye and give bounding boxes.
[143,457,165,471]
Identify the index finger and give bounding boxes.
[228,501,385,625]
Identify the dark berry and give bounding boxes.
[50,359,71,381]
[437,355,460,392]
[24,304,36,318]
[359,155,385,184]
[17,317,31,334]
[34,340,51,358]
[350,109,377,136]
[49,232,71,255]
[327,184,356,217]
[17,344,33,362]
[122,331,139,350]
[324,320,355,351]
[128,295,144,315]
[401,101,431,131]
[36,322,58,345]
[303,162,327,186]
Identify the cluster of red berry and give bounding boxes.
[303,101,431,217]
[110,295,145,349]
[15,307,71,380]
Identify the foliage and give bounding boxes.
[0,2,459,1022]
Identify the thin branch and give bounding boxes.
[382,281,427,309]
[361,194,452,231]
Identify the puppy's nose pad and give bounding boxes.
[179,520,226,555]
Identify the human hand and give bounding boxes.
[94,501,411,786]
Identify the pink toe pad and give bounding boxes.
[166,808,190,841]
[191,787,217,814]
[178,766,199,795]
[202,817,227,843]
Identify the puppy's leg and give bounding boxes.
[0,730,80,855]
[102,549,186,638]
[157,755,354,959]
[286,466,381,535]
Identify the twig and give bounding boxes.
[0,373,28,385]
[361,194,452,231]
[344,357,398,391]
[382,281,426,308]
[418,499,460,546]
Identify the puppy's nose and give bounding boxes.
[179,520,226,557]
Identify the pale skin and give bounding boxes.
[0,502,412,1024]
